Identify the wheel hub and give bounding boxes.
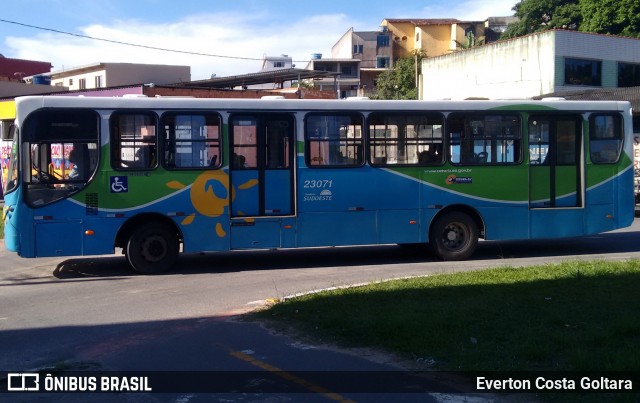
[443,223,465,249]
[141,235,167,263]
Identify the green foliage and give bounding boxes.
[453,32,485,50]
[253,260,640,372]
[373,50,427,100]
[503,0,582,39]
[579,0,640,38]
[501,0,640,39]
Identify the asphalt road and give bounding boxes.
[1,219,640,402]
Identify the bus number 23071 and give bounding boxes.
[303,179,333,189]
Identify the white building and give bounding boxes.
[247,55,295,90]
[37,62,191,91]
[421,30,640,100]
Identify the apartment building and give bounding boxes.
[329,18,493,96]
[380,18,486,60]
[331,28,393,96]
[305,55,359,99]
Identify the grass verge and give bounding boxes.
[250,260,640,372]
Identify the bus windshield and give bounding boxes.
[23,109,99,207]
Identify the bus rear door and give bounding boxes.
[528,114,584,237]
[229,114,295,249]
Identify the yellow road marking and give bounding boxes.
[228,349,356,402]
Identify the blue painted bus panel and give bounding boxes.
[2,188,21,253]
[231,170,259,217]
[231,219,282,249]
[180,214,231,253]
[280,217,297,248]
[35,221,83,256]
[529,209,585,238]
[586,168,616,205]
[615,168,635,229]
[585,204,616,234]
[378,210,420,244]
[477,207,530,240]
[81,217,121,256]
[265,170,292,215]
[298,211,377,247]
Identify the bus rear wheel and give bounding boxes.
[430,212,478,261]
[125,222,179,274]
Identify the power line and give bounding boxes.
[0,18,264,61]
[0,18,387,66]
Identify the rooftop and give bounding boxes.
[169,68,339,89]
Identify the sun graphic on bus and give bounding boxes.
[165,170,257,238]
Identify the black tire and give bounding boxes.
[429,212,478,261]
[125,222,179,274]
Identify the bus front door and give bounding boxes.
[528,114,584,237]
[229,114,295,249]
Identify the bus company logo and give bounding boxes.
[110,176,128,193]
[7,373,40,391]
[304,189,333,202]
[446,175,473,185]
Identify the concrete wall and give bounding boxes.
[0,80,69,98]
[421,30,640,100]
[422,31,555,99]
[332,28,353,59]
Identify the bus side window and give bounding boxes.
[305,113,363,167]
[449,113,520,165]
[162,113,221,169]
[590,114,622,164]
[111,113,158,170]
[368,112,443,166]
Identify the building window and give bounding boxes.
[353,44,363,54]
[416,32,420,42]
[79,78,86,89]
[273,61,284,68]
[95,75,103,88]
[68,78,73,86]
[564,58,602,86]
[377,34,390,47]
[340,65,356,77]
[376,57,390,69]
[618,62,640,87]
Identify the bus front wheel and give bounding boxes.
[430,212,478,261]
[125,222,179,274]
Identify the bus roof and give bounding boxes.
[13,95,632,116]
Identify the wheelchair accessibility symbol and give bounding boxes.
[110,176,128,193]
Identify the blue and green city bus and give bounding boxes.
[2,95,634,273]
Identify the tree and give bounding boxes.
[502,0,640,39]
[373,50,427,100]
[452,31,485,51]
[502,0,581,38]
[580,0,640,38]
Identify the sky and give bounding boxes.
[0,0,517,80]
